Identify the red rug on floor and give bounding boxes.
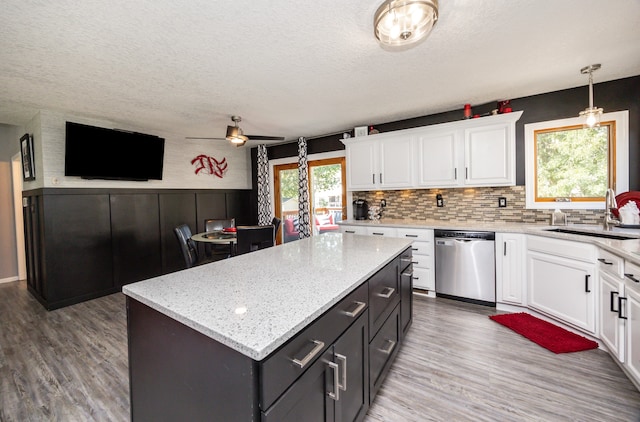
[489,312,598,354]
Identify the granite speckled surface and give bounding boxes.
[339,219,640,264]
[123,233,412,361]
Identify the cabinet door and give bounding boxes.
[464,123,515,186]
[415,130,461,187]
[496,233,526,305]
[333,312,369,422]
[599,271,625,361]
[527,251,596,334]
[378,136,413,188]
[400,267,413,337]
[262,349,335,422]
[346,141,377,190]
[625,286,640,384]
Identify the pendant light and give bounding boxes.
[374,0,439,48]
[578,64,603,128]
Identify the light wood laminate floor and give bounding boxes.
[1,280,639,421]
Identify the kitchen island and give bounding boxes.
[123,232,413,421]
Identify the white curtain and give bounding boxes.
[257,144,272,225]
[297,137,311,238]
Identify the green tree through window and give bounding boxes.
[535,123,612,201]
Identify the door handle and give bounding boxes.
[379,173,383,184]
[327,361,340,401]
[585,274,591,293]
[610,291,619,312]
[619,297,628,320]
[598,258,613,265]
[335,353,347,392]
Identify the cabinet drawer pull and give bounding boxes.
[405,234,418,238]
[598,258,614,265]
[372,174,375,184]
[585,274,591,293]
[411,247,419,251]
[327,361,340,401]
[335,353,347,392]
[454,168,457,180]
[292,340,325,368]
[379,173,383,184]
[343,301,366,318]
[345,230,356,234]
[412,276,420,280]
[379,339,396,355]
[619,297,628,320]
[610,291,619,312]
[372,232,384,236]
[377,287,395,298]
[625,273,640,283]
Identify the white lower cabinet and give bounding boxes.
[527,236,596,335]
[495,233,526,305]
[600,270,626,361]
[624,261,640,384]
[396,228,435,292]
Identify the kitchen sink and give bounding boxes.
[545,228,637,240]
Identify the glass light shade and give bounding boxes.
[226,126,248,145]
[374,0,438,47]
[580,107,603,128]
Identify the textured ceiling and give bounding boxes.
[1,0,639,143]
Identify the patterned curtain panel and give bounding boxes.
[297,137,311,238]
[257,144,272,226]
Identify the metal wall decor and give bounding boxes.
[191,154,228,178]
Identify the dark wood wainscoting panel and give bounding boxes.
[225,190,254,225]
[43,194,114,305]
[110,194,162,287]
[159,192,197,274]
[195,192,227,233]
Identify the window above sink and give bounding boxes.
[525,110,629,210]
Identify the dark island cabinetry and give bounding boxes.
[23,188,252,310]
[126,245,413,421]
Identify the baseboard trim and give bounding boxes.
[0,276,19,284]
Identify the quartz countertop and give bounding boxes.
[339,219,640,265]
[123,233,412,361]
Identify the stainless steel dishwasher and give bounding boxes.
[434,230,496,306]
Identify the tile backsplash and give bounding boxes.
[355,186,603,225]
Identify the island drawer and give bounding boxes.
[369,256,400,339]
[597,249,624,278]
[259,281,369,410]
[369,304,400,402]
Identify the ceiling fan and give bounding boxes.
[186,116,285,147]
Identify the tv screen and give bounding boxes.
[65,122,165,180]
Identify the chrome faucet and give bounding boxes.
[603,188,620,231]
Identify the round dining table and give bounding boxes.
[191,231,237,257]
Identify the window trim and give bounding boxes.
[525,110,629,210]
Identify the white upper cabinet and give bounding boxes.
[415,130,462,187]
[464,122,515,186]
[344,111,522,191]
[345,132,413,191]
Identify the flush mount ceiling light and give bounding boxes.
[374,0,439,48]
[578,64,604,128]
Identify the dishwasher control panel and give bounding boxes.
[434,230,495,240]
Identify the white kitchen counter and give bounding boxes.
[339,218,640,265]
[123,233,412,361]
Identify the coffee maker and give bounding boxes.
[353,199,369,220]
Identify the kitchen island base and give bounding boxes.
[126,237,413,421]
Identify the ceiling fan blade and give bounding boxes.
[245,135,285,141]
[185,137,227,140]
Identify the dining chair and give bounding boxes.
[174,224,199,268]
[236,225,275,255]
[204,218,236,259]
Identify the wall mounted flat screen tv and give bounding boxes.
[65,122,165,181]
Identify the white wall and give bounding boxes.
[23,110,252,190]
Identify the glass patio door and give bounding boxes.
[273,157,346,244]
